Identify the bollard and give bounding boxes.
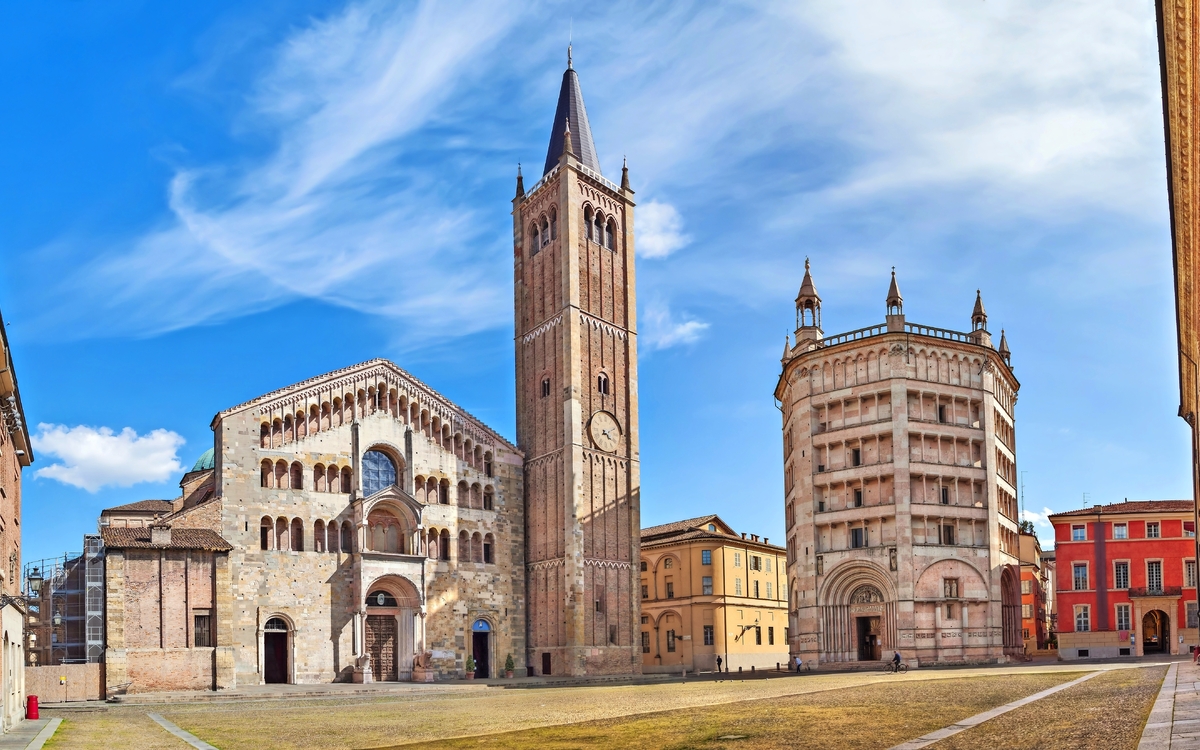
[777,662,781,672]
[738,666,743,673]
[751,665,755,674]
[25,696,37,721]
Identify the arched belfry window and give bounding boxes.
[541,217,550,247]
[597,373,609,395]
[541,378,551,398]
[584,208,593,240]
[362,450,397,496]
[549,208,557,240]
[594,214,605,246]
[531,223,540,254]
[606,220,616,250]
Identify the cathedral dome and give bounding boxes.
[191,448,215,472]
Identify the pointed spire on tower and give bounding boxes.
[971,289,987,331]
[621,155,631,191]
[543,51,601,175]
[794,258,823,340]
[998,329,1011,365]
[886,267,903,315]
[514,163,524,199]
[782,333,792,363]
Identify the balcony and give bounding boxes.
[1129,586,1183,598]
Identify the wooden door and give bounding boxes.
[366,615,398,681]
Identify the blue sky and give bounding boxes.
[0,0,1187,564]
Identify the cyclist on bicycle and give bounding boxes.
[891,651,901,672]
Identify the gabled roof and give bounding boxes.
[101,499,175,515]
[543,50,601,176]
[642,515,728,539]
[101,527,232,552]
[1049,500,1195,518]
[214,358,518,452]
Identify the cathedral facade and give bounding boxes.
[779,263,1024,666]
[100,54,641,693]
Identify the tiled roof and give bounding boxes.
[100,527,232,552]
[641,515,722,539]
[1050,500,1194,518]
[102,500,175,514]
[641,528,785,551]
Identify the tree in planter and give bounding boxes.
[504,654,515,677]
[465,654,476,678]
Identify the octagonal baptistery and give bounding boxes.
[214,359,524,684]
[778,262,1022,667]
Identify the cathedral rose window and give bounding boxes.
[362,450,397,496]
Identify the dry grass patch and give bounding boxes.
[934,665,1166,750]
[43,708,187,750]
[388,672,1083,750]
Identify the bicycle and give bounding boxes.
[882,662,908,674]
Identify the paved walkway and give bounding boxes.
[1140,656,1200,747]
[0,719,61,750]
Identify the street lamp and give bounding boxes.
[26,567,42,596]
[52,610,62,628]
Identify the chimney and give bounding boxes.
[150,524,172,546]
[741,532,747,539]
[764,538,769,545]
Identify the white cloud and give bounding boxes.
[31,424,185,493]
[637,201,690,259]
[1022,507,1056,529]
[641,302,709,351]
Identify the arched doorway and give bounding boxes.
[364,577,420,681]
[472,620,492,678]
[1000,566,1023,654]
[851,586,883,661]
[263,618,290,684]
[1143,610,1170,654]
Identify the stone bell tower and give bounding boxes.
[513,48,641,676]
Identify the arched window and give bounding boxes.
[664,557,674,569]
[597,373,609,395]
[471,532,483,563]
[484,533,495,564]
[264,617,288,632]
[260,516,273,550]
[484,451,493,478]
[483,487,494,511]
[282,414,293,442]
[471,483,482,509]
[541,217,550,247]
[340,521,353,553]
[531,223,540,253]
[439,529,451,561]
[290,518,304,551]
[328,465,340,493]
[367,510,405,554]
[427,477,439,505]
[309,405,319,434]
[594,214,604,246]
[427,528,439,559]
[290,462,303,491]
[340,466,353,493]
[272,419,283,447]
[314,464,326,492]
[274,460,287,489]
[542,378,551,398]
[260,460,272,488]
[327,521,340,553]
[276,517,288,551]
[606,219,616,250]
[458,531,469,561]
[549,208,557,240]
[439,480,449,505]
[314,520,325,552]
[458,481,469,507]
[361,450,396,496]
[260,423,270,449]
[584,207,593,240]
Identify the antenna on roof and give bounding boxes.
[1020,471,1026,523]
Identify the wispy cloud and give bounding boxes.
[641,302,709,351]
[637,201,690,259]
[31,424,185,493]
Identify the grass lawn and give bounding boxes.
[44,708,191,750]
[933,665,1166,750]
[386,672,1084,750]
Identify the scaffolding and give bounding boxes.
[23,543,100,666]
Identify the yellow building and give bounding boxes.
[640,516,788,673]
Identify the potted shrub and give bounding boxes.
[504,654,515,678]
[465,655,476,679]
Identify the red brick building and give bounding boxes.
[1051,501,1197,658]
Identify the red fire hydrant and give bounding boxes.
[26,695,38,720]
